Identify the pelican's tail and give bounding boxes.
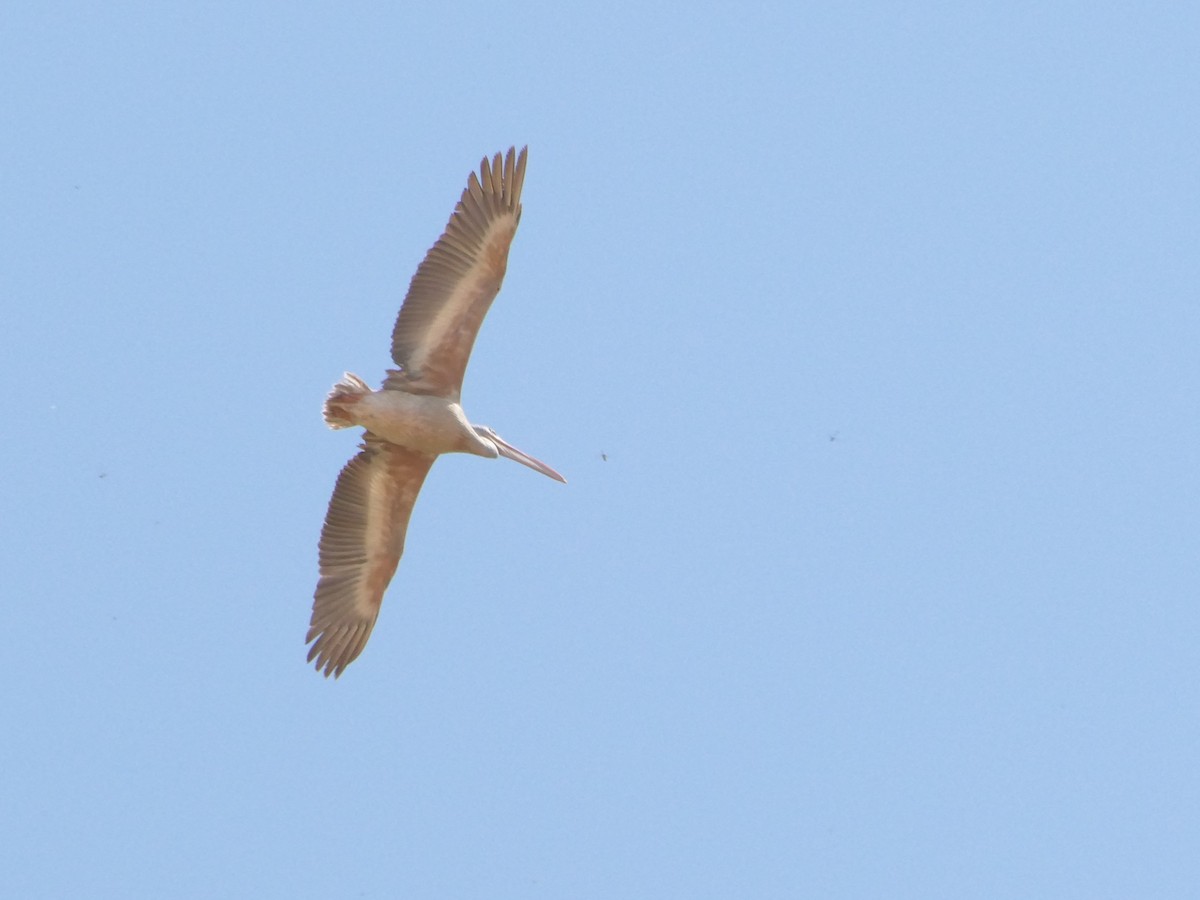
[323,373,372,429]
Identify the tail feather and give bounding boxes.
[324,373,372,429]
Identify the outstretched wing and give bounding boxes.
[387,146,527,400]
[306,436,436,677]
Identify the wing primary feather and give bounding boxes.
[501,148,515,204]
[479,154,496,196]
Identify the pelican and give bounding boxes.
[306,146,565,678]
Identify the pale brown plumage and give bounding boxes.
[306,440,434,676]
[388,146,527,399]
[307,147,562,679]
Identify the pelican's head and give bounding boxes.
[473,425,567,483]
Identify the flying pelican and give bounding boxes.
[306,146,565,678]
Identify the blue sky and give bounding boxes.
[3,3,1198,897]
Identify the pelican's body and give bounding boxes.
[324,374,486,457]
[306,147,564,678]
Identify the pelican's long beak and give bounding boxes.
[478,427,567,483]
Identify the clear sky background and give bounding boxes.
[3,3,1198,897]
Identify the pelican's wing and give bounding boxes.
[387,146,527,400]
[306,436,436,677]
